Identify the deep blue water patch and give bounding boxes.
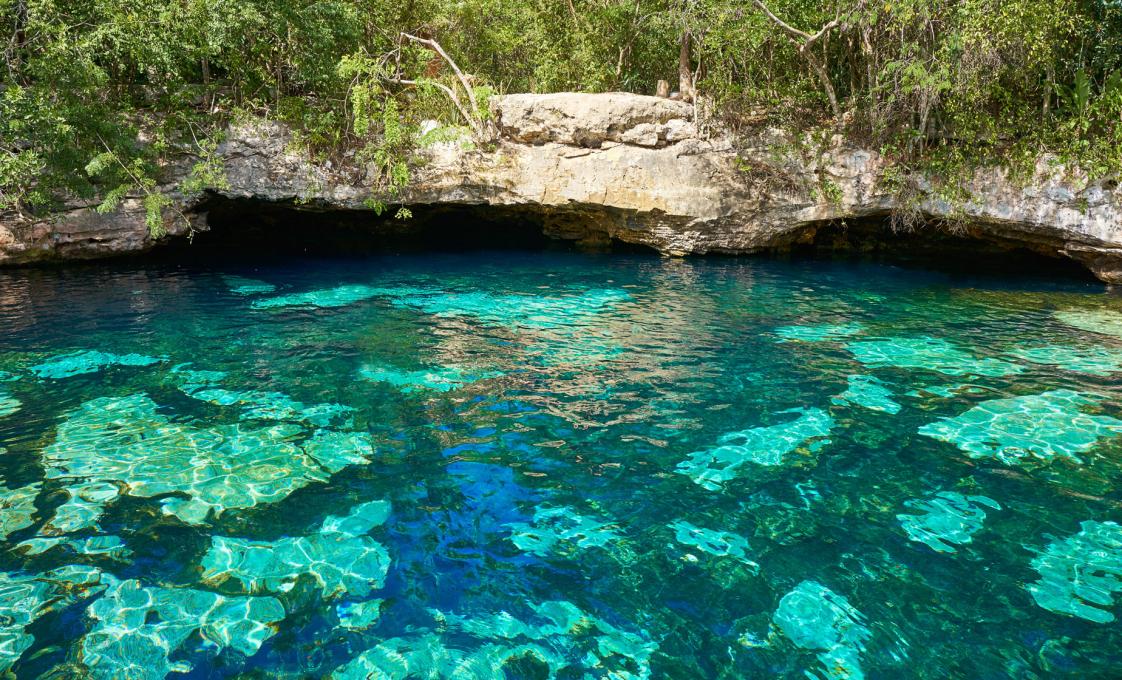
[0,251,1121,677]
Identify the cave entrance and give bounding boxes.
[776,217,1096,281]
[168,196,648,259]
[159,197,1098,282]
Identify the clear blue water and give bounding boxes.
[1,251,1122,678]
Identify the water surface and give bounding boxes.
[1,251,1121,678]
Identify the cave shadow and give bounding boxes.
[152,197,1099,284]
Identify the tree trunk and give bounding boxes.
[1043,65,1054,120]
[804,49,839,119]
[751,0,855,125]
[678,30,694,102]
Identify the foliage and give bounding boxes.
[1,0,1119,219]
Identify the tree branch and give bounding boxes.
[750,0,857,121]
[400,33,480,119]
[382,77,479,137]
[751,0,812,42]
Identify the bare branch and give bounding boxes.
[801,15,845,52]
[749,0,863,121]
[751,0,813,42]
[400,33,480,119]
[382,77,480,136]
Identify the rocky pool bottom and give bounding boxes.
[0,251,1121,678]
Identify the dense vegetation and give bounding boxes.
[2,0,1121,226]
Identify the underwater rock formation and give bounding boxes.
[1027,520,1122,623]
[222,275,276,295]
[846,336,1022,377]
[0,567,108,672]
[359,364,500,393]
[774,580,871,680]
[3,93,1121,283]
[669,519,759,571]
[0,479,38,540]
[1055,309,1122,338]
[506,505,622,558]
[832,375,901,414]
[677,407,835,490]
[29,350,163,379]
[0,391,19,418]
[1008,345,1122,375]
[918,389,1122,465]
[332,600,656,679]
[80,576,285,679]
[775,323,864,343]
[896,491,1000,553]
[201,500,392,598]
[41,392,374,526]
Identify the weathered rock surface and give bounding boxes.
[492,92,696,147]
[2,92,1120,282]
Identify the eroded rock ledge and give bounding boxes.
[2,92,1120,282]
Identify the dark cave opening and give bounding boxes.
[775,217,1095,281]
[164,196,648,258]
[153,196,1098,282]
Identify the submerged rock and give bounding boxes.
[251,283,630,335]
[669,519,759,571]
[0,390,19,418]
[336,599,383,630]
[1008,345,1122,375]
[832,375,901,414]
[80,577,285,679]
[896,491,1000,553]
[917,389,1122,465]
[333,600,656,679]
[388,288,632,330]
[201,500,391,598]
[847,337,1021,377]
[41,393,374,526]
[358,364,501,393]
[1027,520,1122,623]
[251,284,428,310]
[18,534,132,561]
[222,274,276,295]
[186,386,354,427]
[905,383,991,400]
[775,323,864,343]
[0,575,54,670]
[0,568,110,672]
[507,505,621,557]
[677,408,835,490]
[774,581,871,680]
[0,478,39,540]
[1054,309,1122,339]
[172,363,355,428]
[40,481,119,534]
[29,350,163,379]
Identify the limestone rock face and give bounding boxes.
[491,92,696,147]
[0,198,195,265]
[2,92,1120,283]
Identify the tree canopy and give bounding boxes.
[2,0,1120,223]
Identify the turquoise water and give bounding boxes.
[1,251,1122,678]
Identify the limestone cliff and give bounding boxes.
[2,92,1120,282]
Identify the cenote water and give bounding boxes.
[2,250,1122,679]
